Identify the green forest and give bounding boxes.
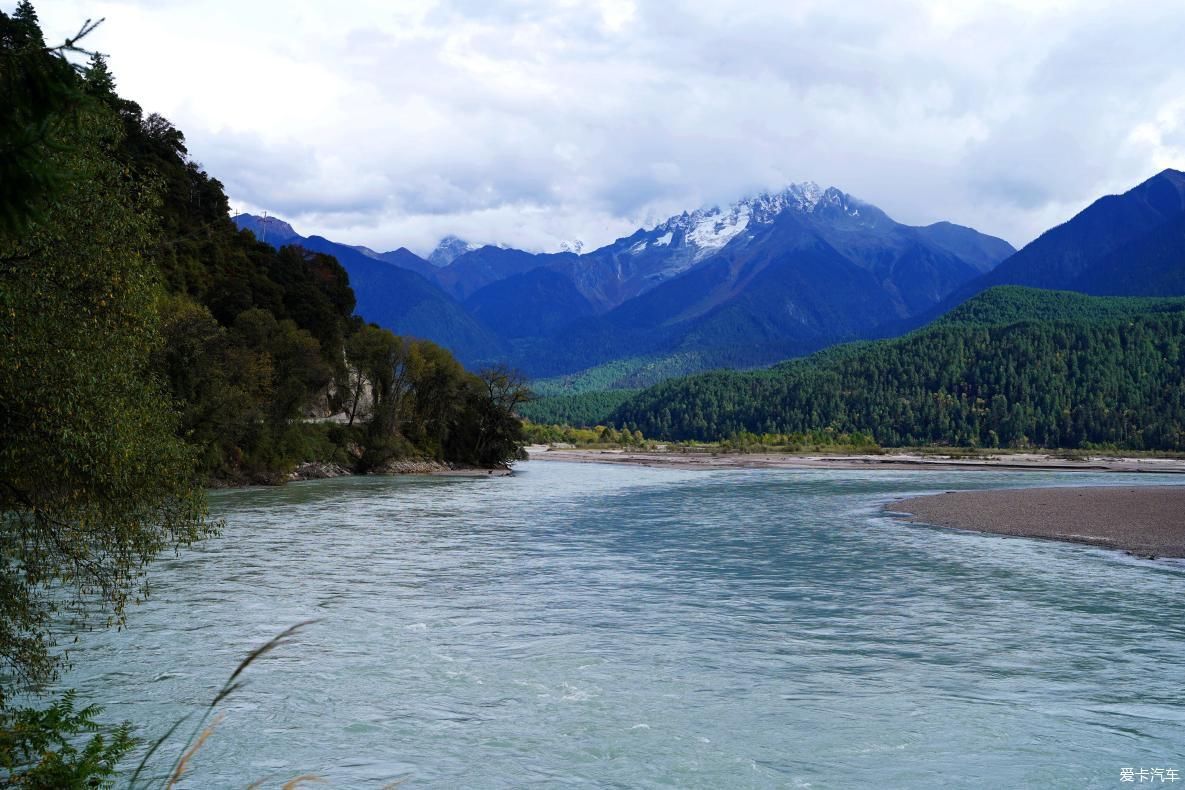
[610,287,1185,449]
[518,389,640,426]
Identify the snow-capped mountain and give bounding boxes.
[613,182,829,286]
[649,182,827,260]
[560,180,926,306]
[627,182,902,263]
[428,235,479,267]
[235,179,1016,378]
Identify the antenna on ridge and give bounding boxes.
[261,210,268,244]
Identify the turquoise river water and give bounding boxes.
[56,461,1185,788]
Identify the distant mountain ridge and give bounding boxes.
[229,222,507,363]
[497,183,1015,375]
[981,168,1185,293]
[904,169,1185,328]
[234,181,1015,377]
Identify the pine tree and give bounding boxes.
[83,51,115,97]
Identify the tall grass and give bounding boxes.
[127,621,319,789]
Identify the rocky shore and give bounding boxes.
[288,459,511,482]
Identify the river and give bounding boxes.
[58,461,1185,788]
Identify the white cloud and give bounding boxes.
[35,0,1185,255]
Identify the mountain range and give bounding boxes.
[234,214,507,360]
[235,180,1018,378]
[235,169,1185,384]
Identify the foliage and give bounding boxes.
[932,285,1185,328]
[529,352,710,396]
[717,430,880,453]
[0,13,212,702]
[518,390,640,427]
[450,366,532,466]
[0,691,135,789]
[338,327,527,471]
[0,4,101,234]
[612,288,1185,449]
[0,6,522,786]
[523,422,646,447]
[80,78,360,481]
[58,17,526,480]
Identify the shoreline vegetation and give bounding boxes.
[887,486,1185,559]
[276,458,512,485]
[525,444,1185,473]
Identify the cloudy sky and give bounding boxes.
[38,0,1185,255]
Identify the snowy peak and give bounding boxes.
[816,186,857,211]
[429,235,479,267]
[669,203,753,260]
[604,179,912,294]
[741,181,827,219]
[786,181,825,212]
[809,186,892,229]
[639,181,829,262]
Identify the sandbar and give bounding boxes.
[887,485,1185,558]
[526,446,1185,474]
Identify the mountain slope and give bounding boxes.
[434,246,574,301]
[961,169,1185,297]
[878,169,1185,339]
[233,217,506,365]
[801,190,992,315]
[428,235,478,267]
[379,184,1013,326]
[373,246,442,281]
[1071,211,1185,296]
[512,188,1012,376]
[610,287,1185,449]
[916,221,1017,273]
[463,268,596,338]
[232,213,300,246]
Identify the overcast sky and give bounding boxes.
[38,0,1185,255]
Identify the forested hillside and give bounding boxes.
[2,11,526,489]
[932,285,1185,327]
[610,288,1185,450]
[518,389,640,427]
[131,93,524,480]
